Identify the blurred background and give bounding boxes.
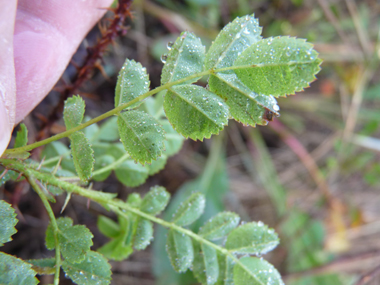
[2,0,380,284]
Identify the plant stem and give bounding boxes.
[1,158,265,284]
[4,70,209,155]
[25,173,61,285]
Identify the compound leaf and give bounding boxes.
[133,219,153,250]
[234,36,322,97]
[166,229,194,273]
[205,14,279,126]
[63,95,85,130]
[164,85,229,141]
[140,186,170,215]
[115,59,150,109]
[171,192,206,226]
[161,32,205,85]
[114,160,149,187]
[118,110,166,164]
[62,251,111,285]
[0,252,38,285]
[225,222,279,255]
[69,131,94,182]
[193,241,219,285]
[14,123,28,148]
[0,200,18,246]
[198,212,240,241]
[46,217,93,263]
[233,257,283,285]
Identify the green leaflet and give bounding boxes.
[92,154,115,181]
[198,212,240,241]
[166,229,194,273]
[63,95,85,130]
[14,123,28,148]
[97,215,120,239]
[205,14,262,70]
[132,187,170,250]
[97,211,134,261]
[216,254,235,285]
[97,195,144,261]
[233,257,283,285]
[193,241,219,285]
[27,258,56,275]
[0,200,18,246]
[97,235,133,261]
[161,32,205,85]
[118,110,166,164]
[62,251,112,285]
[205,14,280,126]
[171,192,206,226]
[234,37,322,97]
[70,131,95,182]
[133,218,153,250]
[63,96,95,182]
[0,170,20,186]
[96,116,119,142]
[208,74,278,126]
[40,141,75,173]
[127,192,142,207]
[225,222,279,255]
[164,85,229,141]
[0,252,38,285]
[140,186,170,215]
[114,160,149,187]
[141,92,165,119]
[115,59,150,109]
[161,120,184,156]
[147,154,167,175]
[45,217,93,263]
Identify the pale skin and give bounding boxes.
[0,0,114,156]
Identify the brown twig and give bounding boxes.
[37,0,133,141]
[269,119,333,204]
[317,0,351,47]
[355,263,380,285]
[284,249,380,282]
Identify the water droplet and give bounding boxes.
[161,54,168,63]
[167,41,174,50]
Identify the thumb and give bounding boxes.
[0,0,17,156]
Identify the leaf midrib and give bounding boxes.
[169,87,225,127]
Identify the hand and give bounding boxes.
[0,0,113,156]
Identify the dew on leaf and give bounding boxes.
[167,41,174,50]
[161,54,168,63]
